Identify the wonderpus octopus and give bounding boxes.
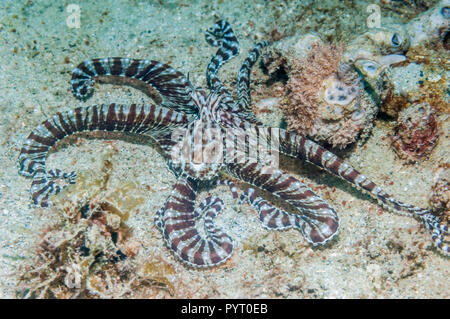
[17,20,448,267]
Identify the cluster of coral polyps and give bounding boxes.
[280,42,378,149]
[390,102,439,163]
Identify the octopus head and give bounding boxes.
[171,88,225,180]
[191,88,223,120]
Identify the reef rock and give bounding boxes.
[347,0,449,117]
[406,0,449,49]
[272,39,378,149]
[390,102,438,163]
[344,25,410,117]
[342,24,410,65]
[262,33,322,78]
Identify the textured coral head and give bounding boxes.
[390,103,438,163]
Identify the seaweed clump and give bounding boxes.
[16,156,174,298]
[15,193,174,298]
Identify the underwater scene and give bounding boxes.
[0,0,448,299]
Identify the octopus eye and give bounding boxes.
[391,33,401,47]
[441,6,450,18]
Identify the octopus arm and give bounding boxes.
[233,41,271,122]
[70,58,198,115]
[204,20,238,99]
[155,175,233,268]
[17,103,188,207]
[277,129,449,255]
[226,160,339,245]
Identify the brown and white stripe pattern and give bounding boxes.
[169,90,225,180]
[240,188,299,230]
[71,57,197,115]
[29,169,77,208]
[218,179,239,199]
[279,130,431,217]
[204,20,267,124]
[205,19,239,100]
[154,176,233,267]
[18,103,189,206]
[228,159,339,244]
[233,41,270,120]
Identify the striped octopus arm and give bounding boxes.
[18,103,188,207]
[204,19,239,100]
[226,160,339,245]
[278,129,449,255]
[70,58,197,115]
[233,40,271,121]
[154,176,233,267]
[205,20,269,123]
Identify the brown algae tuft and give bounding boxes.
[16,158,173,298]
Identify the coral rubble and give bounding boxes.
[344,0,449,117]
[277,41,378,148]
[390,102,439,163]
[406,0,450,49]
[15,158,173,298]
